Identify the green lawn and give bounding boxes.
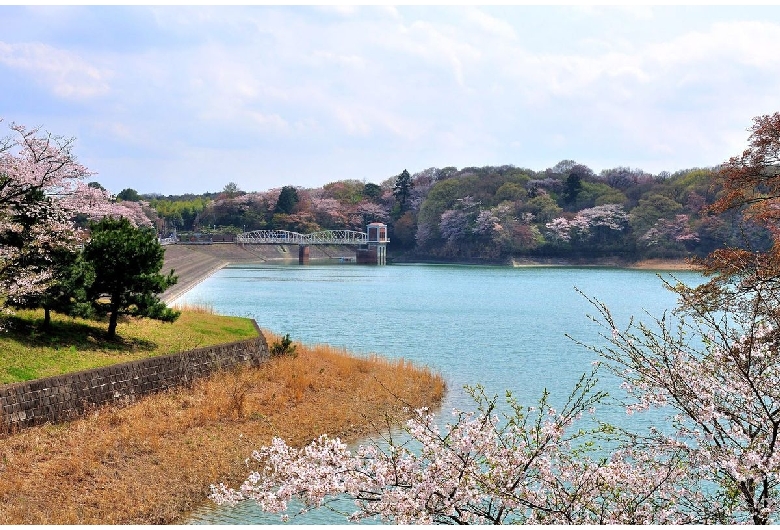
[0,308,258,384]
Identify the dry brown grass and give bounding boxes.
[0,332,445,524]
[171,302,216,314]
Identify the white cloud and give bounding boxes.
[4,6,780,194]
[314,5,360,17]
[395,19,481,87]
[247,111,291,133]
[312,50,366,69]
[0,41,111,99]
[467,8,517,40]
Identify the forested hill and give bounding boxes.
[134,160,768,263]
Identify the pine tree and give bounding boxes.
[84,217,179,338]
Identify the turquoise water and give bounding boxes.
[179,263,702,524]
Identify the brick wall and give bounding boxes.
[1,322,269,433]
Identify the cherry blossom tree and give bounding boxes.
[438,209,471,245]
[474,204,540,255]
[0,119,147,315]
[581,272,780,524]
[474,208,501,238]
[311,197,349,229]
[545,204,628,247]
[0,190,80,314]
[0,121,94,303]
[0,190,90,326]
[211,371,716,524]
[639,214,700,255]
[355,201,389,226]
[0,121,91,209]
[544,216,574,243]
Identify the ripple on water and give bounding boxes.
[179,263,703,524]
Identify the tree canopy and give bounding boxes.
[0,119,142,312]
[274,186,299,215]
[83,216,179,337]
[142,157,772,263]
[117,188,141,202]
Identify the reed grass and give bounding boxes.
[0,332,445,524]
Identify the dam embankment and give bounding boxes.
[160,243,355,303]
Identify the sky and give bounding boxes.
[2,5,780,196]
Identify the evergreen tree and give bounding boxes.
[116,188,141,202]
[562,173,582,209]
[392,169,413,214]
[274,186,299,215]
[84,217,179,338]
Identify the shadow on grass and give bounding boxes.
[2,314,157,353]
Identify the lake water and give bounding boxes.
[179,262,702,524]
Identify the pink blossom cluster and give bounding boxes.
[546,204,629,243]
[0,119,151,304]
[212,374,714,524]
[439,209,471,244]
[474,203,516,237]
[545,216,574,242]
[307,196,388,231]
[641,214,700,246]
[0,198,81,305]
[474,209,501,236]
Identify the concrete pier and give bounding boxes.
[298,244,310,264]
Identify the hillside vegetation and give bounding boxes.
[138,161,764,263]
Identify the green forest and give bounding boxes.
[129,160,766,263]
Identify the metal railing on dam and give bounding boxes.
[236,229,368,245]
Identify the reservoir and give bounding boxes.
[180,263,702,524]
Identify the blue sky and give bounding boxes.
[2,5,780,195]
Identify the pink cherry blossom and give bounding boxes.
[1,119,150,305]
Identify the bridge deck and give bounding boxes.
[236,229,368,245]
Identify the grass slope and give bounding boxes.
[0,307,258,384]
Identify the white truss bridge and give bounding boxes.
[236,229,368,245]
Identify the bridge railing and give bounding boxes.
[236,229,368,245]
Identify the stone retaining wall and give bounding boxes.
[1,322,269,433]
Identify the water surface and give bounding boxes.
[179,263,702,524]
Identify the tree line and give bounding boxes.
[135,159,766,264]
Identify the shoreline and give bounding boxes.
[510,256,699,271]
[625,258,701,271]
[162,245,701,304]
[0,336,446,524]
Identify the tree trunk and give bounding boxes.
[43,307,51,329]
[107,311,118,338]
[107,297,119,338]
